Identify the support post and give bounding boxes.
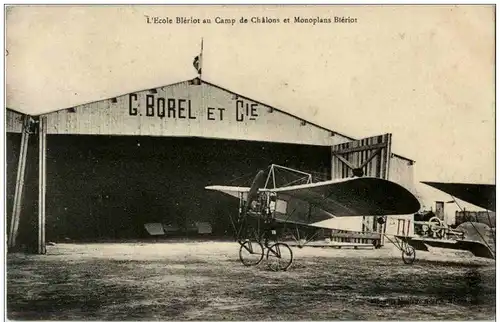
[38,116,47,254]
[8,116,30,249]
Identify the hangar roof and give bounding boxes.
[6,77,415,163]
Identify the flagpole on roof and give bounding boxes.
[200,37,204,80]
[193,38,204,81]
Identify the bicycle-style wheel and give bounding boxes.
[266,242,293,271]
[239,240,264,266]
[401,244,416,265]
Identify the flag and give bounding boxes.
[193,54,202,75]
[193,39,203,76]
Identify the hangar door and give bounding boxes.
[36,135,332,241]
[331,133,392,239]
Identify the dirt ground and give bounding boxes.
[6,241,496,320]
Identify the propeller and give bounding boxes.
[244,169,266,214]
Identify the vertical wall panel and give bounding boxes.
[6,109,24,133]
[330,134,393,234]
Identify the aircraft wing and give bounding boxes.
[205,186,250,199]
[268,177,421,218]
[421,181,495,212]
[206,177,420,226]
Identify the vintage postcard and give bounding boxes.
[4,4,496,321]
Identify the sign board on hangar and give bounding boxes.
[9,79,351,147]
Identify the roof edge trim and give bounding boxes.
[201,79,355,142]
[6,107,28,116]
[37,79,192,117]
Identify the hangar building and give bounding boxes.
[6,77,418,252]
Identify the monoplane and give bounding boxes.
[205,164,421,270]
[391,181,496,263]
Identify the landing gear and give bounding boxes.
[239,240,264,266]
[266,242,293,271]
[231,177,296,271]
[238,240,293,271]
[384,234,417,265]
[401,244,416,265]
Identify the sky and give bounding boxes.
[5,5,496,214]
